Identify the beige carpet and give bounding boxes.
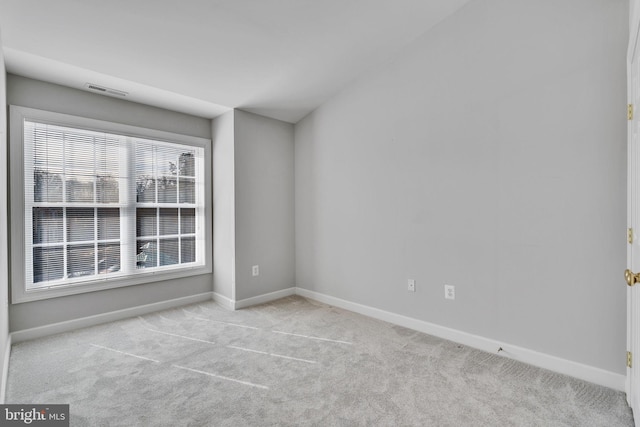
[6,296,634,426]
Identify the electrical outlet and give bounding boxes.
[444,284,455,300]
[408,279,415,292]
[252,265,259,276]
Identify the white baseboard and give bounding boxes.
[212,292,235,310]
[11,292,213,344]
[234,287,296,310]
[295,287,626,392]
[0,334,11,404]
[4,285,626,392]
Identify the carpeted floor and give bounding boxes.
[6,296,635,426]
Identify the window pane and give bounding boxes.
[159,208,178,235]
[98,243,120,274]
[67,244,95,278]
[157,177,177,203]
[66,175,94,202]
[179,178,195,204]
[33,207,63,244]
[33,246,64,283]
[137,178,156,203]
[98,208,120,240]
[67,208,95,242]
[181,237,195,263]
[136,208,156,237]
[180,209,195,234]
[136,239,156,269]
[32,125,64,171]
[179,152,195,176]
[159,239,179,266]
[96,136,122,174]
[97,175,119,203]
[34,170,63,203]
[156,149,177,176]
[135,143,155,173]
[64,132,94,171]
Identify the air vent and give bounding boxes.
[84,83,128,97]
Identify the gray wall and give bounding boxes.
[7,75,213,331]
[0,35,10,396]
[295,0,628,373]
[211,109,295,303]
[212,110,236,300]
[234,110,295,301]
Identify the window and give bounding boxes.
[10,106,212,303]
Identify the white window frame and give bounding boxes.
[10,105,213,303]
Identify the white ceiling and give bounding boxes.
[0,0,472,123]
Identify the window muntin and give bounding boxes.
[20,115,208,295]
[31,206,122,285]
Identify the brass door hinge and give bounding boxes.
[630,104,634,120]
[626,269,640,286]
[629,228,634,244]
[628,351,633,368]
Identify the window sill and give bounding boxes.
[12,265,213,304]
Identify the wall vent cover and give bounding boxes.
[84,83,128,97]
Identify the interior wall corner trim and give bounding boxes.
[212,292,235,311]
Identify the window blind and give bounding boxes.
[23,120,205,291]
